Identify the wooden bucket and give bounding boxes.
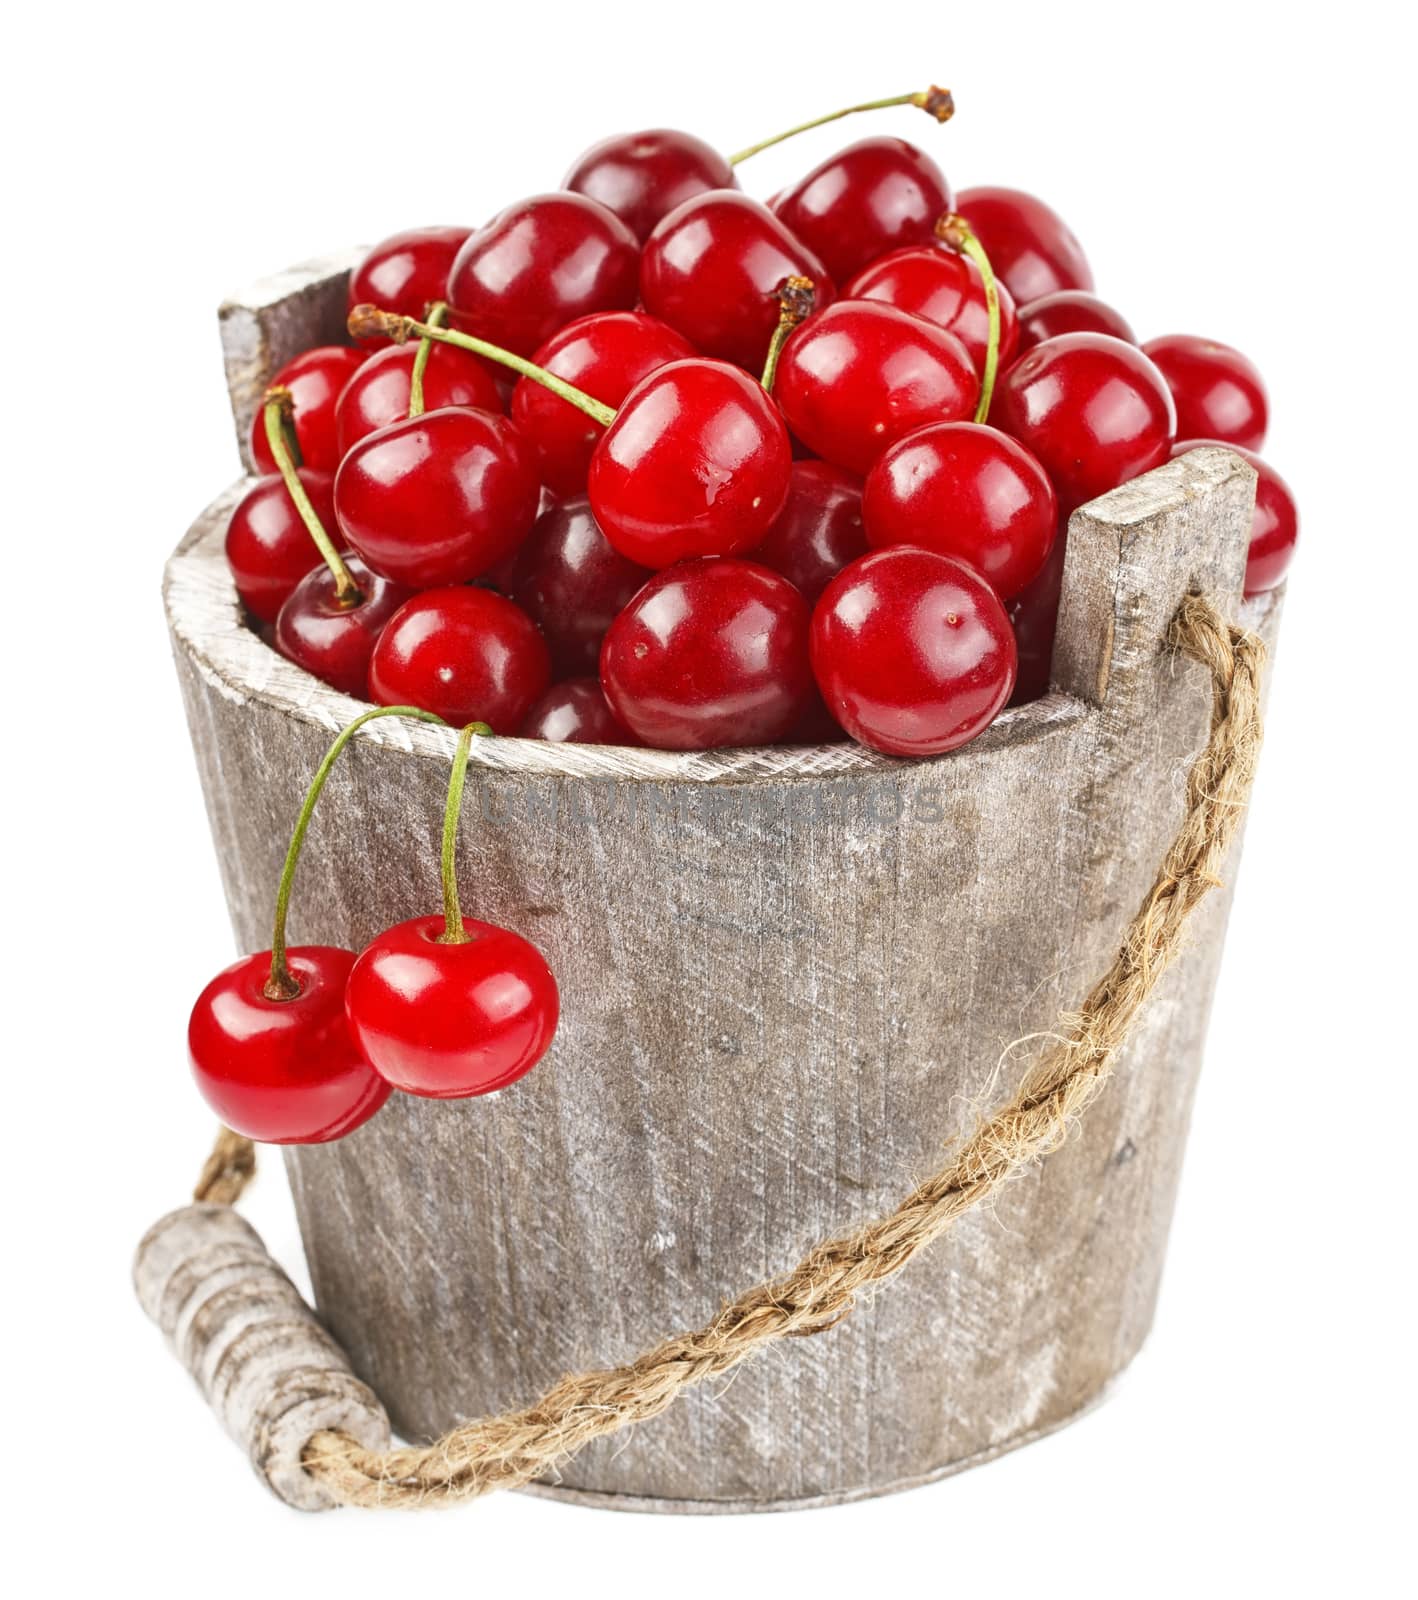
[165,253,1282,1512]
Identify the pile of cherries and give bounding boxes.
[199,88,1299,1147]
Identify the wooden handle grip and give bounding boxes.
[134,1203,390,1511]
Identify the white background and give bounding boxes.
[3,3,1411,1592]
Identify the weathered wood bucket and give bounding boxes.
[162,252,1282,1512]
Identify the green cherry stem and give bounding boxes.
[262,389,364,605]
[349,305,616,428]
[265,706,447,999]
[936,213,1001,423]
[760,276,816,393]
[728,85,954,166]
[437,720,495,946]
[406,300,449,419]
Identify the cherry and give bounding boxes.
[225,468,336,623]
[993,333,1175,512]
[564,129,737,241]
[1006,522,1068,706]
[771,137,953,285]
[275,554,410,696]
[1143,335,1269,453]
[521,678,640,744]
[345,722,559,1099]
[249,345,366,473]
[505,495,651,676]
[600,559,813,749]
[510,311,693,496]
[446,193,639,357]
[334,406,540,587]
[348,226,470,343]
[369,586,551,730]
[1171,440,1297,595]
[751,460,867,603]
[1016,290,1135,353]
[954,187,1094,305]
[843,243,1019,376]
[862,422,1056,600]
[811,546,1016,756]
[774,300,979,475]
[335,339,502,454]
[640,192,834,370]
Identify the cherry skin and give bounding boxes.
[225,469,336,623]
[600,558,813,749]
[993,333,1176,513]
[368,586,551,731]
[563,128,737,242]
[335,340,503,455]
[274,555,411,697]
[862,422,1057,601]
[446,193,640,357]
[640,192,834,370]
[1016,290,1135,353]
[511,311,694,496]
[249,345,367,474]
[844,244,1019,377]
[751,460,867,603]
[334,406,540,588]
[505,495,651,677]
[1171,440,1297,595]
[587,358,792,567]
[347,226,471,343]
[811,546,1017,757]
[1006,522,1068,706]
[188,947,391,1144]
[520,678,640,744]
[954,187,1094,305]
[771,137,953,286]
[774,300,979,476]
[1143,335,1269,453]
[346,915,559,1100]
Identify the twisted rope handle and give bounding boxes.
[198,594,1264,1510]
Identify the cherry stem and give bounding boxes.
[265,706,447,1000]
[936,214,1001,423]
[437,721,494,945]
[349,305,616,428]
[262,390,364,605]
[728,86,954,166]
[760,276,816,393]
[406,300,449,419]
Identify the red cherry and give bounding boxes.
[587,358,791,566]
[564,129,737,242]
[862,422,1057,600]
[1143,335,1269,453]
[954,187,1093,305]
[368,587,551,730]
[334,406,540,587]
[1016,290,1135,353]
[188,947,390,1144]
[993,333,1175,512]
[446,194,640,357]
[751,460,867,603]
[510,311,694,496]
[1171,440,1297,595]
[774,300,979,476]
[274,555,410,696]
[771,137,953,285]
[600,558,812,749]
[521,677,640,744]
[334,340,503,454]
[843,244,1019,376]
[249,345,366,473]
[1006,522,1068,706]
[640,192,834,370]
[811,547,1016,756]
[347,226,470,343]
[346,915,559,1099]
[505,495,651,676]
[225,469,336,623]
